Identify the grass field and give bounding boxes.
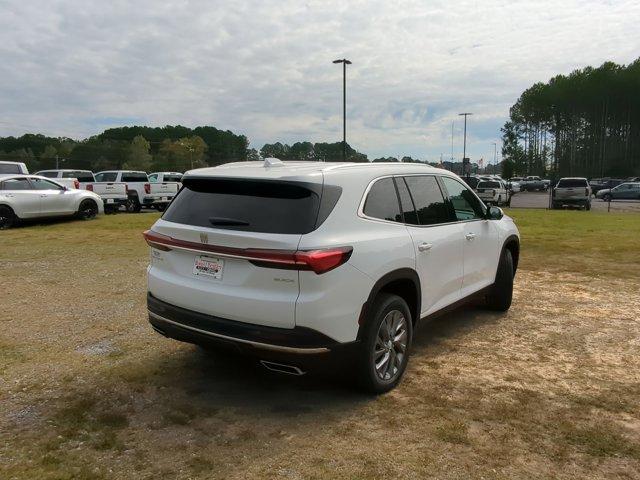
[1,210,639,479]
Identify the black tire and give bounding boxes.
[485,249,514,312]
[0,205,16,229]
[551,202,558,210]
[155,204,167,212]
[126,196,141,213]
[355,293,413,394]
[77,199,98,220]
[585,201,591,211]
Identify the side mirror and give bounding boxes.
[486,206,503,220]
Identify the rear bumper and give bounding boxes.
[143,195,175,205]
[102,198,127,207]
[147,293,355,358]
[553,197,589,204]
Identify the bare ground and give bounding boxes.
[1,212,639,479]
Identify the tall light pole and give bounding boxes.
[458,112,472,177]
[458,113,472,160]
[492,142,497,170]
[333,58,352,161]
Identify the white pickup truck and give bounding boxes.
[0,161,29,178]
[95,170,179,212]
[149,172,183,188]
[36,169,128,213]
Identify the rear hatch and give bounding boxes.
[146,176,328,329]
[555,179,589,200]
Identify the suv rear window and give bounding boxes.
[0,164,21,174]
[163,178,340,235]
[478,181,500,188]
[557,179,588,188]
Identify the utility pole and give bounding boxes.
[451,122,454,161]
[458,112,472,178]
[333,59,352,161]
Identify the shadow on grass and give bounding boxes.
[42,302,505,446]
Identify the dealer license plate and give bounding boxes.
[193,256,224,279]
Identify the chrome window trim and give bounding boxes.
[357,173,487,228]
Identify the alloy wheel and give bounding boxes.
[81,202,98,219]
[373,310,408,381]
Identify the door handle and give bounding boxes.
[417,242,433,252]
[465,233,476,241]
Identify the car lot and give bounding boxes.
[1,210,639,479]
[511,191,640,212]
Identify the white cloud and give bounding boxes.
[0,0,638,161]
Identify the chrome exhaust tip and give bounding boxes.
[260,360,305,376]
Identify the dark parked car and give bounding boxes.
[595,182,640,201]
[590,178,624,194]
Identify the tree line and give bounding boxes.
[501,58,640,178]
[0,126,377,173]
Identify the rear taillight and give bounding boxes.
[492,189,496,196]
[124,184,129,193]
[294,248,353,274]
[585,187,589,196]
[142,230,352,274]
[144,183,151,194]
[74,180,80,189]
[86,184,93,192]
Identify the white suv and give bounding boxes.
[144,160,520,392]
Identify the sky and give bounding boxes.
[1,0,639,163]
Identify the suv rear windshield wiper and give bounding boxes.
[208,217,250,227]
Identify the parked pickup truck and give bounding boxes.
[521,176,548,191]
[0,161,29,178]
[149,172,183,189]
[552,177,591,210]
[36,169,128,213]
[95,170,179,212]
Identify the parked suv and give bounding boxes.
[144,160,520,392]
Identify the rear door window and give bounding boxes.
[163,178,337,234]
[404,176,451,225]
[36,171,58,178]
[395,177,419,225]
[1,178,32,190]
[363,177,402,223]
